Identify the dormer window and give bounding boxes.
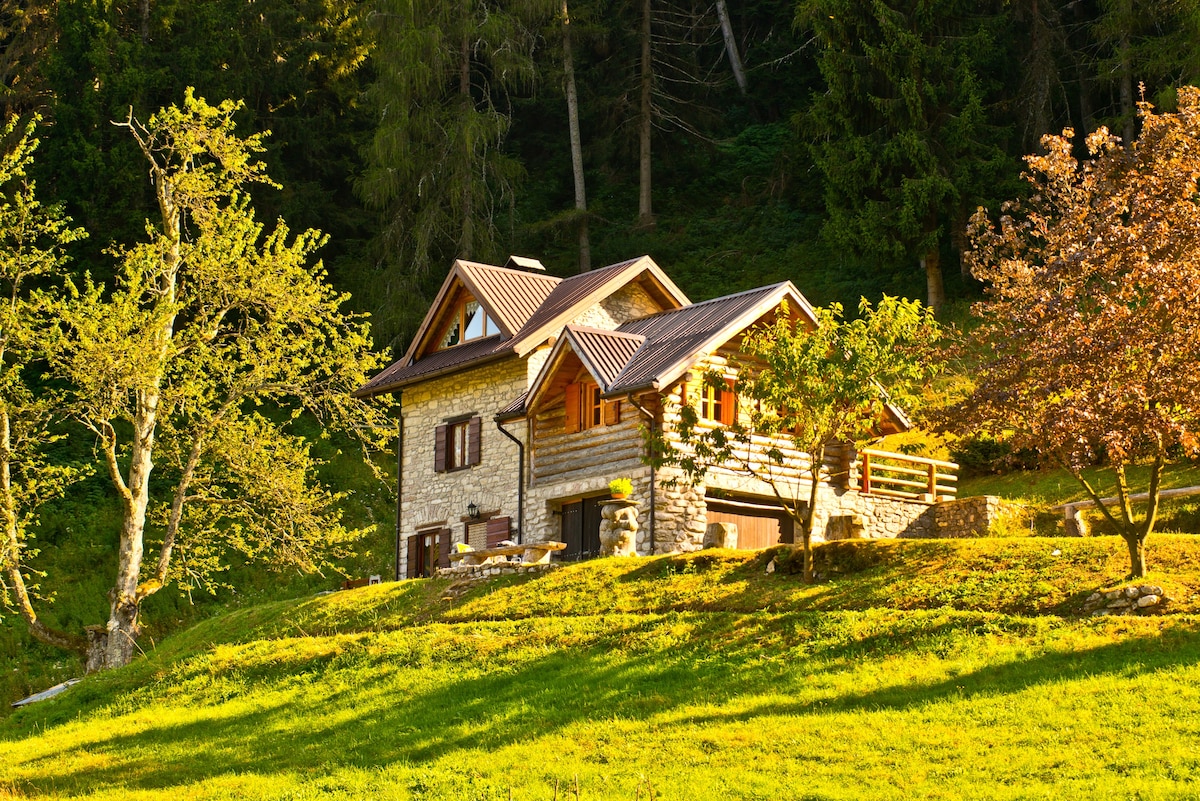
[438,299,499,350]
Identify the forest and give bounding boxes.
[4,0,1198,355]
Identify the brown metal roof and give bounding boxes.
[456,260,560,335]
[563,327,647,390]
[504,256,689,356]
[352,335,508,398]
[606,282,800,394]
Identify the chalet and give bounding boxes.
[355,255,969,579]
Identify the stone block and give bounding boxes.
[703,522,738,549]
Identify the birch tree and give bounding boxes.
[51,91,388,670]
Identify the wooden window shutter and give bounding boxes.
[467,417,482,466]
[406,534,421,579]
[437,528,452,570]
[486,516,511,547]
[564,382,581,433]
[604,398,621,426]
[434,424,448,472]
[719,380,737,426]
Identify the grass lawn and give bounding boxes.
[4,542,1200,800]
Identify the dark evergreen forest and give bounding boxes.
[3,0,1197,353]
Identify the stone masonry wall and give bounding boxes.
[569,283,662,331]
[399,357,529,578]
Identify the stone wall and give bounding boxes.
[569,283,662,330]
[436,561,559,582]
[399,357,529,577]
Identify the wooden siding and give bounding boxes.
[532,395,645,485]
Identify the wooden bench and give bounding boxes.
[448,541,567,567]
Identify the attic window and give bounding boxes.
[438,299,499,350]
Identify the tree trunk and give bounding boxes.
[637,0,655,229]
[798,444,825,584]
[1117,0,1135,144]
[459,27,474,256]
[1124,533,1147,579]
[102,410,157,669]
[714,0,747,97]
[562,0,590,273]
[922,250,946,313]
[1,412,86,655]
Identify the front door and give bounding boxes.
[559,497,604,561]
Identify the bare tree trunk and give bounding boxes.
[714,0,747,97]
[562,0,590,273]
[637,0,655,229]
[459,27,474,256]
[922,250,946,312]
[139,0,151,44]
[1118,31,1135,144]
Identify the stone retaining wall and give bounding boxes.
[1082,584,1167,616]
[435,562,560,582]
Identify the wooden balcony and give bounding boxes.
[858,448,958,503]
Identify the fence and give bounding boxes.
[858,448,958,503]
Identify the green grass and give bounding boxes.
[957,461,1200,538]
[5,541,1200,799]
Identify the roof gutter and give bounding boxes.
[625,392,658,555]
[494,418,526,544]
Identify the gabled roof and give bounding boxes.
[509,281,818,418]
[606,281,816,395]
[504,256,690,357]
[353,258,560,398]
[515,326,648,418]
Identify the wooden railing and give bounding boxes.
[859,448,958,503]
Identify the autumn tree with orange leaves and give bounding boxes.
[959,88,1200,578]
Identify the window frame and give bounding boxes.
[436,297,499,351]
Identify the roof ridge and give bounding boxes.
[619,281,788,326]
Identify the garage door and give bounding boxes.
[705,499,795,550]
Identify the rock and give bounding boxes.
[1104,590,1123,601]
[1137,594,1160,608]
[1107,598,1131,608]
[765,557,776,574]
[1086,592,1102,603]
[703,522,738,549]
[1124,586,1140,599]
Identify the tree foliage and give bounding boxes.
[46,91,389,669]
[956,88,1200,578]
[798,0,1015,310]
[652,297,939,581]
[0,116,88,653]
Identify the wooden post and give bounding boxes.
[927,463,937,499]
[860,451,871,493]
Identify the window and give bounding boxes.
[438,299,498,350]
[564,381,620,433]
[699,379,737,426]
[434,417,481,472]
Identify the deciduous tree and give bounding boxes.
[0,116,88,654]
[957,89,1200,578]
[50,91,389,670]
[651,297,939,581]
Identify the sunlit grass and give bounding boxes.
[5,544,1200,799]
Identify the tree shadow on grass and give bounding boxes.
[16,613,1200,795]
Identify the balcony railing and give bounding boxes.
[858,448,958,503]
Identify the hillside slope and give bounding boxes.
[4,539,1200,800]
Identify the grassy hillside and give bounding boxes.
[4,539,1200,800]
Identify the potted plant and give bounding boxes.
[609,477,633,500]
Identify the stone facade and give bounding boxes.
[569,283,661,331]
[399,357,529,578]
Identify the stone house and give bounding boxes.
[355,255,978,579]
